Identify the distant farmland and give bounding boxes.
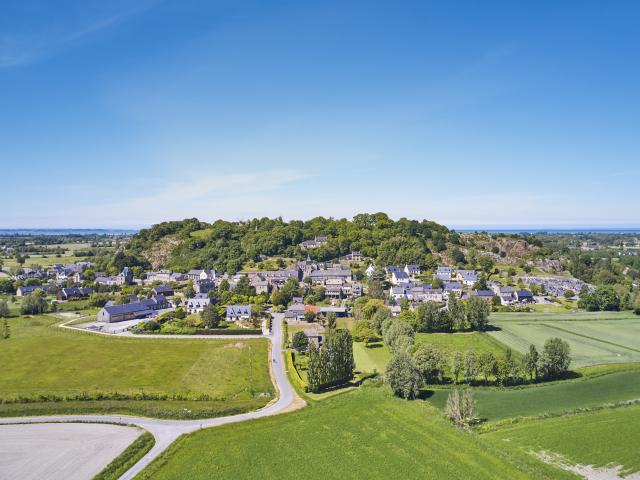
[488,315,640,368]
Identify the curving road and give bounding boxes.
[0,313,299,480]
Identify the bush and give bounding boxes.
[445,389,477,428]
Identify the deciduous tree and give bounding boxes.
[292,331,309,352]
[385,350,421,399]
[413,344,445,383]
[465,297,490,331]
[539,337,571,379]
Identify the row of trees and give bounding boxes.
[352,296,491,347]
[385,338,571,399]
[307,330,355,393]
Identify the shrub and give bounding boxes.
[445,389,477,428]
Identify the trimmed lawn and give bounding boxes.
[485,405,640,477]
[353,341,391,373]
[137,387,571,480]
[0,315,273,418]
[426,366,640,422]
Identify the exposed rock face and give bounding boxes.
[142,234,182,269]
[459,234,541,265]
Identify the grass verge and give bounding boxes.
[94,431,155,480]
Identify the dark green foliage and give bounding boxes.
[352,320,378,344]
[119,214,452,273]
[292,331,309,352]
[463,351,479,382]
[270,278,301,307]
[478,352,497,381]
[382,319,414,353]
[539,337,571,379]
[466,297,490,331]
[88,293,110,307]
[521,344,539,381]
[450,248,466,264]
[413,344,445,383]
[448,294,467,330]
[497,348,520,386]
[307,330,355,392]
[201,303,222,328]
[233,275,256,297]
[0,279,15,294]
[20,293,49,315]
[385,350,421,399]
[578,285,621,311]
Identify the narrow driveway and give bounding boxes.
[0,313,299,480]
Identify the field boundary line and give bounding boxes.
[542,324,640,353]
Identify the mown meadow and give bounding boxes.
[426,363,640,421]
[485,404,640,477]
[0,314,273,418]
[136,386,572,480]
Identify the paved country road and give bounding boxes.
[0,313,299,480]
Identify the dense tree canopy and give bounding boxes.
[121,214,454,273]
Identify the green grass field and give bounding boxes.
[353,341,391,373]
[0,315,273,418]
[489,316,640,367]
[415,332,510,357]
[352,332,509,375]
[485,405,640,477]
[137,386,571,480]
[426,365,640,421]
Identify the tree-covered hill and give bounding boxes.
[120,213,458,273]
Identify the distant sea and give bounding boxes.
[0,229,138,236]
[456,228,640,234]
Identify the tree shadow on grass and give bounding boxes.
[483,325,502,332]
[416,390,435,400]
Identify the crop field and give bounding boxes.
[489,318,640,367]
[0,315,273,418]
[492,311,639,322]
[426,365,640,421]
[137,387,571,480]
[415,332,510,357]
[485,405,640,477]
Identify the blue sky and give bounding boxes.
[1,0,639,229]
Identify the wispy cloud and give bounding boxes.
[0,1,157,68]
[0,169,313,228]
